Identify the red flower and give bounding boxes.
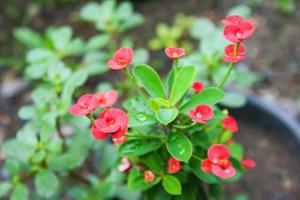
[242,159,256,169]
[201,159,212,173]
[223,44,246,63]
[188,104,214,124]
[192,82,204,93]
[222,15,244,25]
[144,170,155,182]
[95,90,118,108]
[221,116,239,133]
[118,157,132,173]
[69,94,98,116]
[107,48,134,70]
[91,108,128,144]
[223,21,255,43]
[168,158,182,174]
[165,47,185,60]
[201,144,236,179]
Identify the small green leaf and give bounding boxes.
[162,175,182,195]
[10,184,28,200]
[0,182,12,198]
[180,87,225,112]
[35,169,59,198]
[5,159,20,175]
[49,26,72,52]
[128,168,161,191]
[188,157,219,184]
[166,132,193,162]
[170,66,197,105]
[86,34,111,50]
[14,27,43,48]
[132,64,166,98]
[221,92,246,108]
[156,108,178,125]
[228,143,243,161]
[119,139,163,157]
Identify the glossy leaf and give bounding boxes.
[180,87,225,112]
[10,184,28,200]
[132,64,166,98]
[166,132,193,162]
[35,169,59,198]
[119,139,163,157]
[162,175,182,195]
[170,66,197,105]
[155,108,178,125]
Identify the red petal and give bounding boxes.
[208,144,230,162]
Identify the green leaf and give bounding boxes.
[35,169,59,198]
[49,26,72,52]
[180,87,225,112]
[5,159,21,175]
[48,153,86,172]
[162,175,182,195]
[190,17,216,40]
[14,27,43,48]
[156,108,178,125]
[228,143,243,161]
[166,132,192,162]
[170,66,197,105]
[80,2,102,22]
[10,184,28,200]
[142,152,164,174]
[119,139,163,157]
[0,182,12,198]
[2,140,35,162]
[132,64,166,98]
[119,14,144,32]
[228,4,252,18]
[86,34,111,50]
[128,167,161,191]
[188,157,219,184]
[26,48,56,63]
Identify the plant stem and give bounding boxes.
[127,133,166,140]
[173,58,179,73]
[192,154,203,162]
[173,122,196,129]
[217,43,240,89]
[123,67,147,99]
[56,117,66,151]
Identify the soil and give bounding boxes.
[226,120,300,200]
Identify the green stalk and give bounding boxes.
[216,43,240,89]
[127,133,166,140]
[123,67,147,99]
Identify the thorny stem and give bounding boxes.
[217,43,240,89]
[173,122,196,129]
[69,171,90,186]
[123,67,147,100]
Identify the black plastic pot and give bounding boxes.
[226,95,300,200]
[231,95,300,156]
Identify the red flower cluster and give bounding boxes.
[165,47,185,60]
[188,104,214,124]
[107,47,134,70]
[201,144,236,179]
[69,90,128,144]
[222,15,255,63]
[69,90,118,116]
[192,81,204,94]
[168,158,182,174]
[92,108,128,144]
[221,116,239,133]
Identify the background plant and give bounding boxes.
[0,1,145,199]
